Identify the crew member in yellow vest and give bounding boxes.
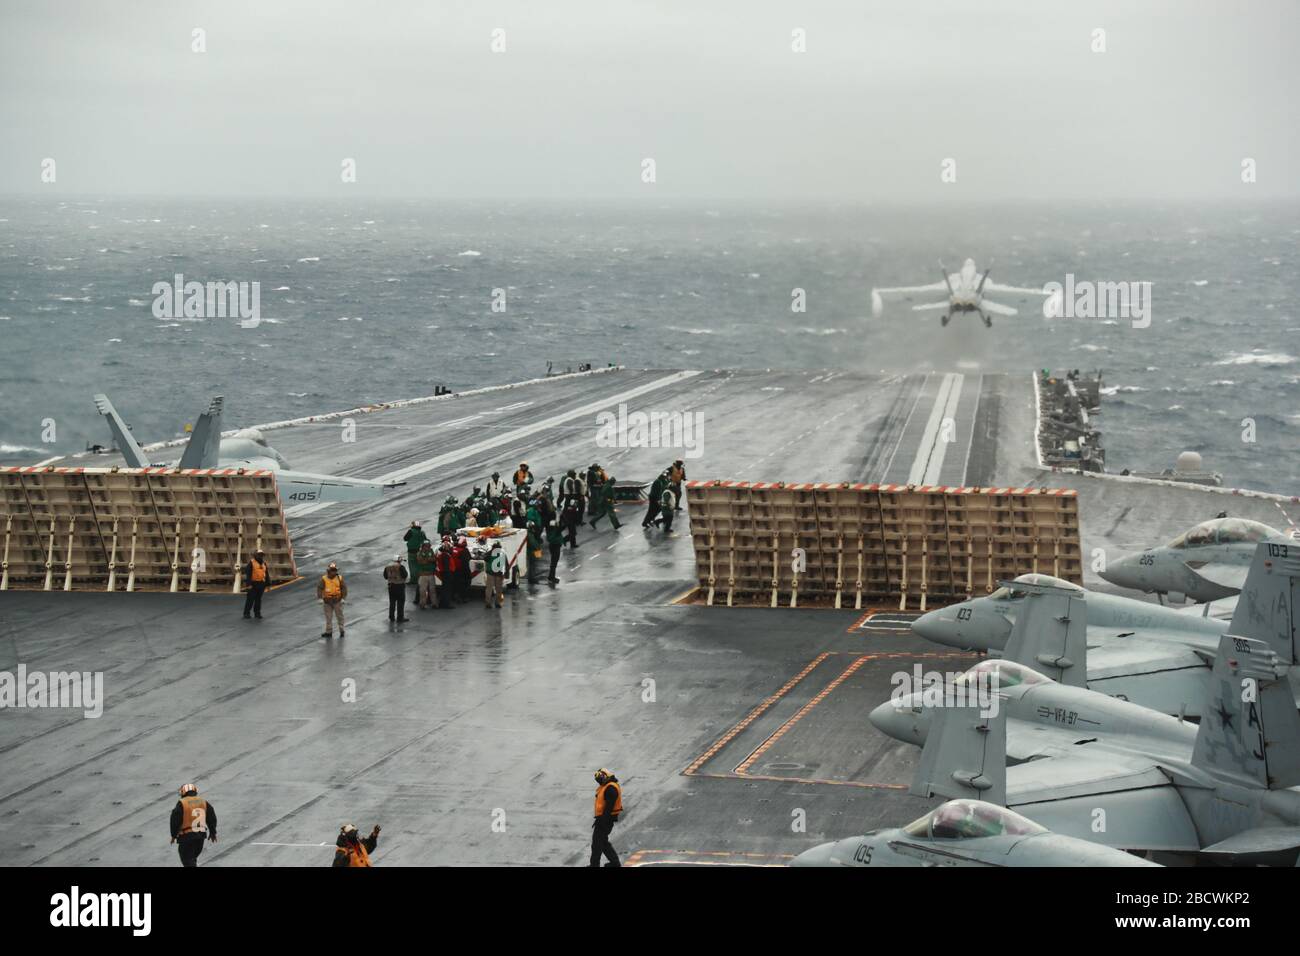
[169,783,217,867]
[512,461,533,489]
[317,563,348,639]
[242,548,271,619]
[590,768,623,867]
[333,823,381,867]
[669,460,686,511]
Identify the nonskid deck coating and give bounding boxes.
[0,367,1290,866]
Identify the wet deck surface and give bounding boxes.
[1,367,1290,865]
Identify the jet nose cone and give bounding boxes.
[790,842,837,867]
[1099,553,1141,589]
[912,607,963,647]
[869,694,929,745]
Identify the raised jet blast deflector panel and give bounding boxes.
[684,481,1083,610]
[0,466,296,593]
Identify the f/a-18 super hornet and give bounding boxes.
[790,797,1156,867]
[873,540,1300,863]
[870,258,1060,328]
[910,572,1228,716]
[93,393,402,506]
[1099,516,1284,604]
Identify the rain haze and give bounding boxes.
[1,0,1298,200]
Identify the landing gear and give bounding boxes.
[980,310,992,329]
[940,314,951,327]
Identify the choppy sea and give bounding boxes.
[0,198,1296,497]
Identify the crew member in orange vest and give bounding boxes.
[317,562,348,638]
[333,823,381,867]
[242,548,271,619]
[169,783,217,867]
[590,768,623,867]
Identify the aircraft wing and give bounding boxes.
[979,300,1020,317]
[1007,752,1201,851]
[872,281,949,296]
[909,301,951,312]
[274,469,402,505]
[983,281,1053,296]
[1085,639,1211,717]
[871,282,949,317]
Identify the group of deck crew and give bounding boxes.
[236,458,688,637]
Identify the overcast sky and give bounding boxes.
[1,0,1296,201]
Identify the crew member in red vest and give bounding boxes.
[170,783,217,867]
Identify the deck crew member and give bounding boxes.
[643,471,669,527]
[486,471,507,498]
[170,783,217,867]
[484,540,507,609]
[333,823,381,867]
[384,554,409,621]
[669,460,686,510]
[546,521,564,584]
[658,485,678,533]
[512,461,533,491]
[318,563,348,638]
[588,474,622,531]
[436,543,453,608]
[590,768,623,867]
[242,548,270,618]
[560,492,581,549]
[403,521,427,588]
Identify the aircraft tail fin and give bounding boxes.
[1228,539,1300,666]
[1000,580,1088,686]
[92,394,149,468]
[1192,633,1300,790]
[177,396,224,470]
[911,703,1006,806]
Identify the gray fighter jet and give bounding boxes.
[873,539,1300,862]
[790,796,1156,867]
[1098,516,1283,603]
[911,572,1227,716]
[93,393,401,506]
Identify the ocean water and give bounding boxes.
[0,198,1296,497]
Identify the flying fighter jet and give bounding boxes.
[790,797,1156,867]
[870,258,1060,328]
[1099,516,1284,603]
[911,572,1228,716]
[93,393,403,506]
[873,541,1300,863]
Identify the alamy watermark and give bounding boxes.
[151,274,260,328]
[1,664,103,718]
[1043,274,1151,328]
[595,403,704,459]
[890,664,1000,718]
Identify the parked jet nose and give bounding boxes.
[789,841,838,867]
[912,602,1011,651]
[1098,553,1146,592]
[869,694,930,746]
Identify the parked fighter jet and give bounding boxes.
[1099,516,1282,604]
[874,541,1300,863]
[870,258,1060,328]
[93,393,402,506]
[790,798,1156,867]
[912,572,1227,716]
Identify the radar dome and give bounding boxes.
[1173,451,1203,473]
